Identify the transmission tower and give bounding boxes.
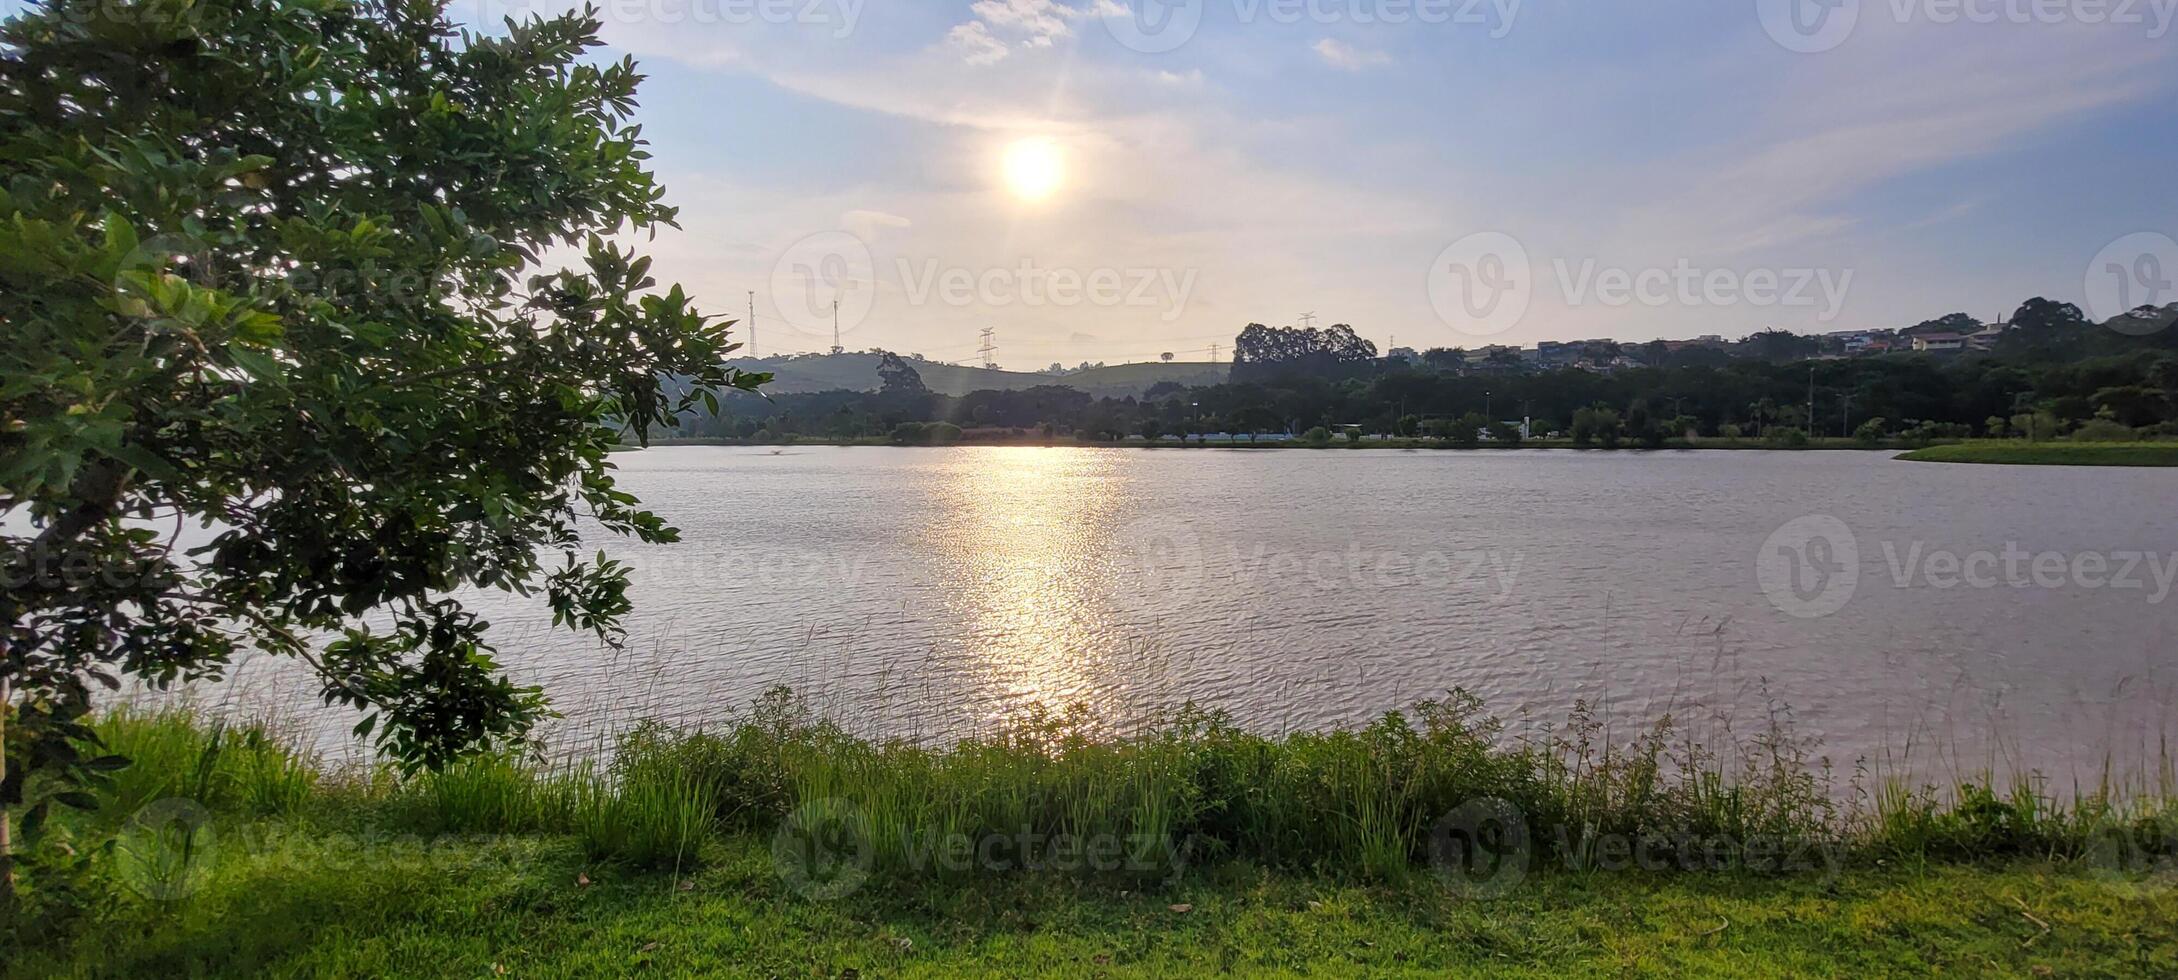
[1297,311,1317,330]
[977,327,998,370]
[1209,342,1219,364]
[829,300,843,355]
[746,290,756,358]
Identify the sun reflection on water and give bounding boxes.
[927,447,1137,728]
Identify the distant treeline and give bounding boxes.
[674,298,2178,445]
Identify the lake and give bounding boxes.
[207,446,2178,785]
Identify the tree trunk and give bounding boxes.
[1,673,14,904]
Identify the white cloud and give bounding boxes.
[843,210,914,241]
[947,21,1011,65]
[1313,38,1391,71]
[948,0,1106,64]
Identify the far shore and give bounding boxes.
[620,436,2178,466]
[637,435,1911,452]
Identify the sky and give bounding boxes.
[473,0,2178,368]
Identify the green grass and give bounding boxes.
[9,691,2178,975]
[1897,441,2178,466]
[10,829,2178,977]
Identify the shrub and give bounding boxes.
[1301,426,1332,445]
[1762,426,1809,447]
[2071,419,2139,442]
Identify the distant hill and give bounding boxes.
[734,353,1226,398]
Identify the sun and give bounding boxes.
[1002,137,1065,202]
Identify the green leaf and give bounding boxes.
[227,345,283,382]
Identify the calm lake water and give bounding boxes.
[209,446,2178,784]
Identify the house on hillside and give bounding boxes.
[1911,333,1966,352]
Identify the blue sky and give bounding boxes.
[278,2,2178,362]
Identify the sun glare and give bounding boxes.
[1002,137,1065,202]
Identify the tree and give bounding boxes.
[1570,406,1621,448]
[1900,312,1983,337]
[878,351,928,394]
[1422,347,1468,373]
[1625,399,1665,448]
[2091,386,2167,427]
[0,0,764,895]
[1450,412,1486,448]
[1230,405,1280,443]
[1230,322,1377,381]
[1160,352,1174,362]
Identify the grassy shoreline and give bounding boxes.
[9,694,2177,975]
[1896,441,2178,466]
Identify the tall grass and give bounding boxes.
[91,707,318,824]
[73,687,2178,887]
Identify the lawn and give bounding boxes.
[1896,441,2178,466]
[11,825,2177,978]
